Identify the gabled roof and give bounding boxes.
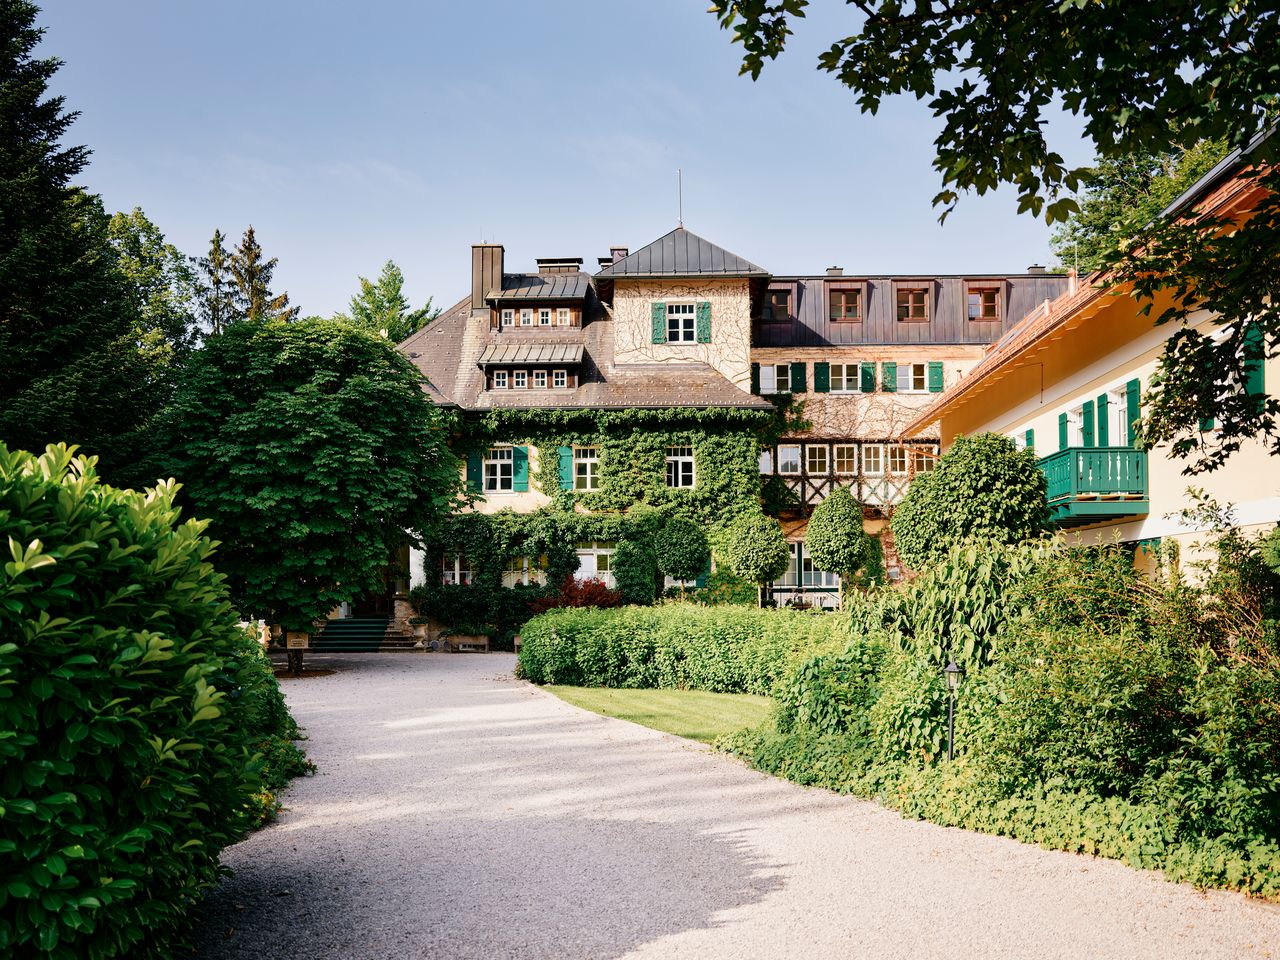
[487,273,590,300]
[595,227,769,279]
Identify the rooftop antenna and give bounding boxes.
[677,168,683,227]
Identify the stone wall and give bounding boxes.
[612,278,753,388]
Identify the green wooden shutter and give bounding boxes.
[789,361,807,394]
[881,362,897,393]
[557,446,573,490]
[927,361,944,393]
[1081,400,1095,447]
[750,362,761,395]
[1096,394,1110,446]
[813,362,830,393]
[696,301,712,343]
[1125,378,1141,446]
[1244,322,1266,413]
[1058,413,1069,450]
[1200,414,1216,431]
[695,558,711,589]
[466,451,482,492]
[651,301,666,343]
[860,361,876,393]
[1024,429,1035,453]
[512,445,529,492]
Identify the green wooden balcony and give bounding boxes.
[1036,447,1149,527]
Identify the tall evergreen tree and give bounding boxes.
[195,227,241,335]
[335,259,436,342]
[229,225,299,322]
[0,1,154,479]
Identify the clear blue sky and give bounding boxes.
[41,1,1092,318]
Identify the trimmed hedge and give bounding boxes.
[517,604,850,695]
[0,444,308,957]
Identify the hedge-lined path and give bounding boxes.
[195,653,1280,960]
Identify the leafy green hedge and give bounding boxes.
[722,531,1280,899]
[517,604,850,695]
[0,445,309,957]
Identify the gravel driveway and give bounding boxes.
[194,653,1280,960]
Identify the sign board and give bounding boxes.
[286,631,310,650]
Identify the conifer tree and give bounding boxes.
[0,1,154,479]
[229,225,299,322]
[196,227,241,335]
[336,259,437,343]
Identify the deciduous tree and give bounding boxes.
[803,486,869,598]
[726,512,790,607]
[157,319,464,648]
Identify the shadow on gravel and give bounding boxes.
[193,814,782,960]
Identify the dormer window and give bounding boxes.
[513,370,528,389]
[897,287,929,322]
[967,286,1000,321]
[557,307,571,325]
[552,369,567,388]
[830,288,861,322]
[539,308,551,326]
[520,308,533,326]
[501,309,514,327]
[533,370,547,388]
[765,288,792,323]
[492,371,508,389]
[667,303,696,342]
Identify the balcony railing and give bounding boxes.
[1036,447,1149,527]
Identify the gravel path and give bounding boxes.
[194,653,1280,960]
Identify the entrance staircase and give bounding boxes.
[308,617,418,653]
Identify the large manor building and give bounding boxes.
[400,228,1068,604]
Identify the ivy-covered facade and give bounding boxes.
[397,228,1068,620]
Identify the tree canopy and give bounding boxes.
[0,1,157,481]
[890,433,1048,572]
[336,259,437,343]
[726,512,790,604]
[711,1,1278,472]
[157,319,463,629]
[803,486,869,591]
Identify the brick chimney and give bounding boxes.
[826,266,844,277]
[535,257,583,275]
[471,243,503,313]
[1026,263,1047,275]
[610,246,629,263]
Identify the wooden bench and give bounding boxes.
[449,634,490,653]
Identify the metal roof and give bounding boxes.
[487,273,589,300]
[595,227,769,279]
[476,342,585,367]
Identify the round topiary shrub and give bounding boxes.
[0,444,280,958]
[612,538,659,605]
[726,512,791,605]
[804,487,870,593]
[654,516,711,587]
[890,433,1049,572]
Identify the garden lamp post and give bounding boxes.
[944,660,963,761]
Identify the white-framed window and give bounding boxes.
[533,370,547,388]
[777,444,802,475]
[503,554,548,587]
[492,370,508,390]
[513,370,528,389]
[834,444,858,475]
[830,363,863,393]
[806,445,829,475]
[667,302,696,343]
[484,446,514,492]
[862,444,883,476]
[441,553,473,585]
[1069,407,1085,447]
[539,308,551,326]
[556,307,571,326]
[575,541,615,586]
[886,445,908,474]
[897,362,927,393]
[912,447,937,474]
[759,363,791,394]
[573,446,599,490]
[666,445,695,487]
[501,309,514,327]
[552,369,567,389]
[774,542,839,590]
[759,448,774,474]
[520,308,533,326]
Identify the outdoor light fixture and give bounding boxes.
[944,661,963,761]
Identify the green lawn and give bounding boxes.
[544,685,773,744]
